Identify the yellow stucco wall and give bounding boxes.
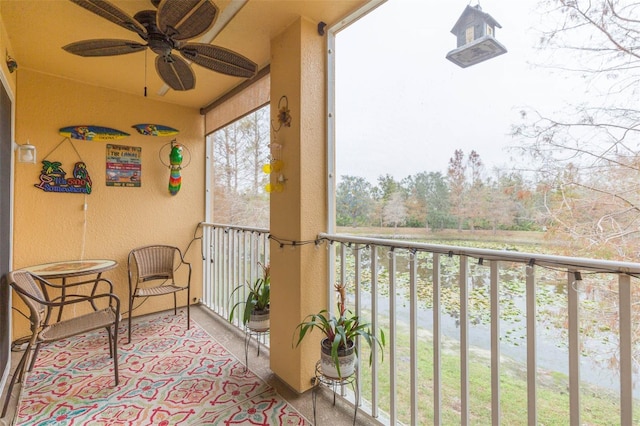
[11,69,204,336]
[269,17,328,392]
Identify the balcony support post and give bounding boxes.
[269,17,328,393]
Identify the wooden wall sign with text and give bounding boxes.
[34,160,93,194]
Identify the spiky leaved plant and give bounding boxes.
[293,282,385,378]
[229,262,270,325]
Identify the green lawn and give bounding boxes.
[357,323,639,425]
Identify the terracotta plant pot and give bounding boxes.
[247,307,270,332]
[320,337,357,379]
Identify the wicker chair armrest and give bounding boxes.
[176,257,192,283]
[54,292,120,310]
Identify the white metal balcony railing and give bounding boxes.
[200,222,640,425]
[199,222,270,330]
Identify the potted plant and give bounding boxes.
[293,282,385,379]
[229,262,270,331]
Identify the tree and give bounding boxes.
[466,150,486,231]
[427,172,454,230]
[401,173,429,228]
[376,174,400,202]
[212,106,270,226]
[382,191,408,232]
[336,175,375,226]
[402,171,453,229]
[511,0,640,373]
[512,0,640,256]
[448,149,467,231]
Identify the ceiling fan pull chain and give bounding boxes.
[144,49,148,97]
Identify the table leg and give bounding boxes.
[56,277,67,322]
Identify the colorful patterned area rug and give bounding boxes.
[13,313,310,425]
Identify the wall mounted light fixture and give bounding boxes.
[5,51,17,73]
[15,140,36,163]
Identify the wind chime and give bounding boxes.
[160,139,191,196]
[168,142,183,195]
[263,95,291,193]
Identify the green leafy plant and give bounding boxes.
[293,282,385,377]
[229,262,270,325]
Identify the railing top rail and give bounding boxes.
[199,222,270,234]
[319,232,640,275]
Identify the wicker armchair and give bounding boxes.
[1,270,120,418]
[127,245,191,343]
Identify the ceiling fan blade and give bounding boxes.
[63,39,147,56]
[156,54,195,91]
[179,43,257,78]
[156,0,218,41]
[69,0,147,39]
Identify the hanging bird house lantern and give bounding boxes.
[446,4,507,68]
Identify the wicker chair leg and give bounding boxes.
[1,340,33,418]
[106,327,113,358]
[187,287,191,329]
[127,309,132,344]
[173,293,177,315]
[27,342,42,372]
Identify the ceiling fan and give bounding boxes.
[63,0,258,91]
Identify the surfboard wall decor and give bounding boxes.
[59,126,129,141]
[132,124,179,137]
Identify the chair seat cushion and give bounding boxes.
[135,284,186,297]
[40,307,117,342]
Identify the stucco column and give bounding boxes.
[269,17,328,392]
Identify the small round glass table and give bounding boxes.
[21,259,117,320]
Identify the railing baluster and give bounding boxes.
[353,243,361,400]
[388,248,397,425]
[202,226,211,307]
[223,228,230,316]
[215,228,222,312]
[372,246,380,417]
[233,230,240,323]
[218,228,223,312]
[433,252,442,425]
[460,255,469,425]
[568,270,580,426]
[409,250,418,425]
[490,260,500,426]
[526,264,537,426]
[619,274,632,425]
[220,227,226,314]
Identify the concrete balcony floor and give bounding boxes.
[1,305,375,426]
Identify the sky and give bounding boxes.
[334,0,586,184]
